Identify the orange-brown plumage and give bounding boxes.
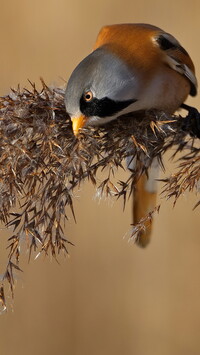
[65,23,198,246]
[94,24,162,72]
[92,24,197,115]
[133,175,157,247]
[94,24,197,246]
[94,23,195,74]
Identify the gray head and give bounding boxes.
[65,47,137,134]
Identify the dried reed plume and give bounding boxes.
[0,80,199,310]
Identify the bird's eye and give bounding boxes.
[83,91,93,102]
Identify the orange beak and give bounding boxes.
[71,115,87,136]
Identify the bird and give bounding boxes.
[65,23,198,247]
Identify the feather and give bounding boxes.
[133,158,160,247]
[155,32,197,96]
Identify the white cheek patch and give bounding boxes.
[85,115,116,126]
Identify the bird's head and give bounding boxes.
[65,47,137,136]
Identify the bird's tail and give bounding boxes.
[133,159,159,247]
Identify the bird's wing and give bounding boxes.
[155,32,197,96]
[133,158,159,247]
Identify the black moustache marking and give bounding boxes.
[80,96,136,118]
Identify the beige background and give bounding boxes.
[1,1,200,354]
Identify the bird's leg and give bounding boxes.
[181,103,200,138]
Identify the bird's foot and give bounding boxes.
[181,104,200,138]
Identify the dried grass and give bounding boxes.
[0,80,199,310]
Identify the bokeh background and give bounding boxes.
[1,1,200,354]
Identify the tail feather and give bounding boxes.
[133,159,159,247]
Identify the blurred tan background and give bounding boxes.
[1,1,200,354]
